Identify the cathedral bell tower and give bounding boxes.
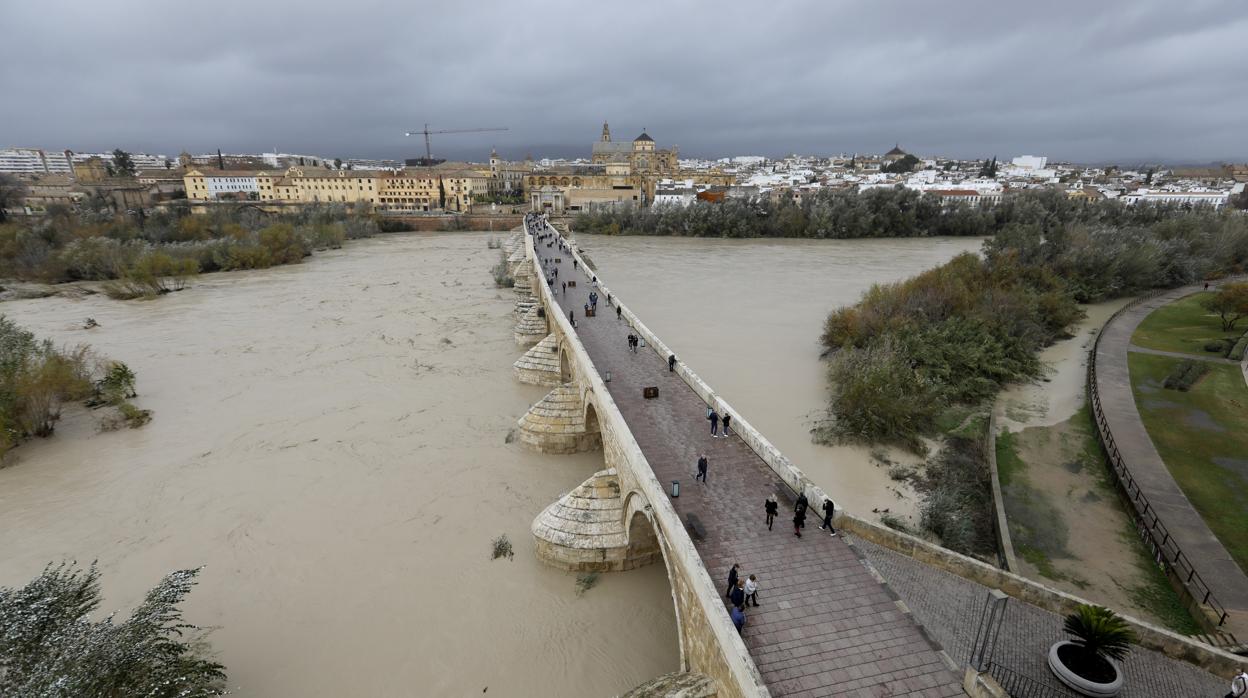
[601,122,611,142]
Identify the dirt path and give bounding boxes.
[998,411,1196,632]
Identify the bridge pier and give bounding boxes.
[513,334,562,385]
[513,305,547,345]
[532,468,663,572]
[516,383,601,454]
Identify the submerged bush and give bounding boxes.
[0,562,226,696]
[0,317,94,449]
[491,248,515,288]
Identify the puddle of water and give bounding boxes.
[1184,409,1225,432]
[1212,457,1248,478]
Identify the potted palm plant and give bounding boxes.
[1047,604,1134,697]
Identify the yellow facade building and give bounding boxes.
[528,124,733,213]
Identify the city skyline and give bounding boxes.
[3,1,1248,163]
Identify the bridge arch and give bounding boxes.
[621,491,663,570]
[584,400,600,437]
[559,345,573,383]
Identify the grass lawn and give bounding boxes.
[1131,292,1242,356]
[1128,352,1248,575]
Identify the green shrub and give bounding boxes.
[1204,340,1226,353]
[916,435,996,558]
[258,223,308,265]
[817,337,938,452]
[0,562,226,696]
[1062,604,1135,672]
[491,248,515,288]
[1229,334,1248,361]
[1162,359,1208,391]
[0,317,95,449]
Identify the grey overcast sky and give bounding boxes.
[3,0,1246,163]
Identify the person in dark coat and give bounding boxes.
[794,492,809,517]
[709,409,720,437]
[819,497,838,536]
[616,305,622,320]
[668,354,677,372]
[730,579,746,610]
[696,453,708,483]
[793,507,806,537]
[722,412,732,436]
[731,605,746,634]
[765,495,779,530]
[725,563,739,598]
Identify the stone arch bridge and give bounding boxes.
[497,224,972,698]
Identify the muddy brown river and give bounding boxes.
[0,230,981,695]
[574,234,985,521]
[0,232,676,697]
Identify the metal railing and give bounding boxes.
[987,662,1071,698]
[1086,291,1229,628]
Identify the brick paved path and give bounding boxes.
[534,230,964,697]
[855,537,1228,697]
[1095,283,1248,635]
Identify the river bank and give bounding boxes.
[0,231,678,696]
[994,298,1199,631]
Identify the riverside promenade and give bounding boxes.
[1094,282,1248,636]
[534,233,964,697]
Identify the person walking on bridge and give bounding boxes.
[722,412,732,436]
[795,492,809,518]
[709,409,720,437]
[696,453,708,483]
[744,575,759,607]
[616,304,622,320]
[725,563,739,598]
[730,579,746,611]
[765,495,779,530]
[730,605,746,635]
[668,354,677,372]
[793,507,807,538]
[819,497,838,536]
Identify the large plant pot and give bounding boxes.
[1047,641,1123,697]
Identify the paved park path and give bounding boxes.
[534,230,964,697]
[1095,283,1248,636]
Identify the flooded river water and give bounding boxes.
[0,230,991,694]
[573,234,985,520]
[0,232,678,696]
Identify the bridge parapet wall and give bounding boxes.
[525,231,768,698]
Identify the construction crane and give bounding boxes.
[404,124,508,165]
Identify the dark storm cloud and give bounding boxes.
[3,0,1246,162]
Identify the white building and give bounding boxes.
[1122,189,1229,208]
[205,173,259,198]
[653,186,696,207]
[72,151,168,170]
[1011,155,1048,170]
[0,148,74,176]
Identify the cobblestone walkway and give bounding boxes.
[534,231,964,697]
[853,537,1227,697]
